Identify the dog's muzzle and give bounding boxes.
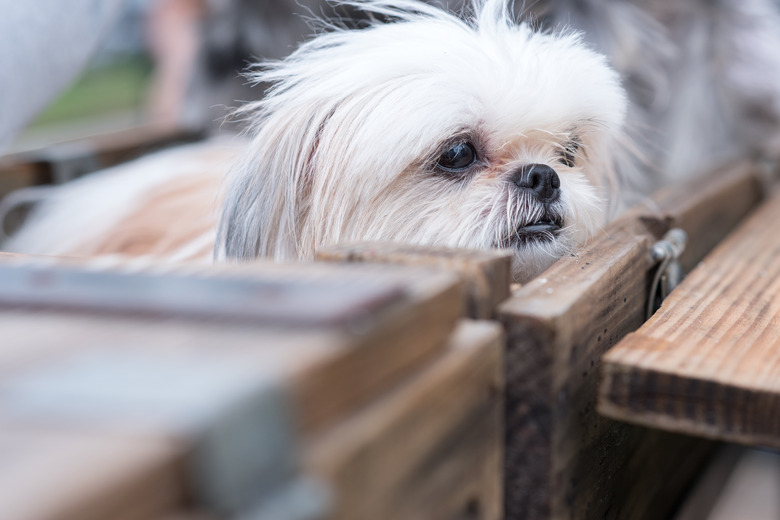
[494,163,564,248]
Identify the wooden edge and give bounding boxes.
[497,204,717,519]
[499,228,662,519]
[500,212,655,321]
[638,159,766,271]
[0,253,467,439]
[502,156,764,320]
[293,269,464,433]
[0,124,204,171]
[599,334,780,449]
[317,242,513,320]
[306,320,504,520]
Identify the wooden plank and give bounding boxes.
[0,427,184,520]
[0,126,204,237]
[0,258,463,436]
[641,159,765,272]
[0,125,203,185]
[317,243,513,319]
[0,258,463,517]
[500,216,712,520]
[497,159,768,520]
[600,190,780,448]
[497,159,767,519]
[0,261,407,327]
[307,320,504,520]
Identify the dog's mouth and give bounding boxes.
[497,214,564,248]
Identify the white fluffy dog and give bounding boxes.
[5,0,630,282]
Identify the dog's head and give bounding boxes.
[217,0,628,282]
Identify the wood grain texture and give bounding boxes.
[0,258,465,519]
[641,159,765,272]
[0,258,464,437]
[317,242,513,319]
[497,155,767,520]
[499,216,712,520]
[308,320,504,520]
[600,190,780,448]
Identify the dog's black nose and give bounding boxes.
[512,164,561,203]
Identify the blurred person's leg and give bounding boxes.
[146,0,205,128]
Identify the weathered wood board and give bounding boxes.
[0,257,466,519]
[643,159,767,272]
[318,242,513,319]
[0,126,203,235]
[309,320,504,520]
[600,190,780,449]
[500,159,767,520]
[0,125,203,187]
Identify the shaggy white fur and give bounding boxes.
[6,0,631,282]
[216,0,628,282]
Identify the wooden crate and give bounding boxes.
[600,189,780,449]
[316,159,770,520]
[318,242,513,319]
[0,255,504,520]
[497,159,767,520]
[1,133,775,520]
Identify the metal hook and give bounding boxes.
[647,228,687,320]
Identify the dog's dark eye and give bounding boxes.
[559,141,579,168]
[436,142,477,172]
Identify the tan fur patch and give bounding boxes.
[78,172,222,261]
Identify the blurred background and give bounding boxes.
[7,0,336,153]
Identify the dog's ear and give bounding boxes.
[215,103,333,261]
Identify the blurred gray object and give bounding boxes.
[528,0,780,187]
[183,0,780,189]
[0,0,127,151]
[183,0,467,129]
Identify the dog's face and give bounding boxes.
[218,0,627,282]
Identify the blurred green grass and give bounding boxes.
[28,57,153,129]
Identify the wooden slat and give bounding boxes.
[0,427,184,520]
[0,259,463,436]
[307,320,504,520]
[0,126,204,236]
[642,159,766,272]
[0,258,464,518]
[317,242,513,319]
[500,217,710,520]
[600,190,780,448]
[0,261,406,327]
[499,159,767,520]
[0,125,203,186]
